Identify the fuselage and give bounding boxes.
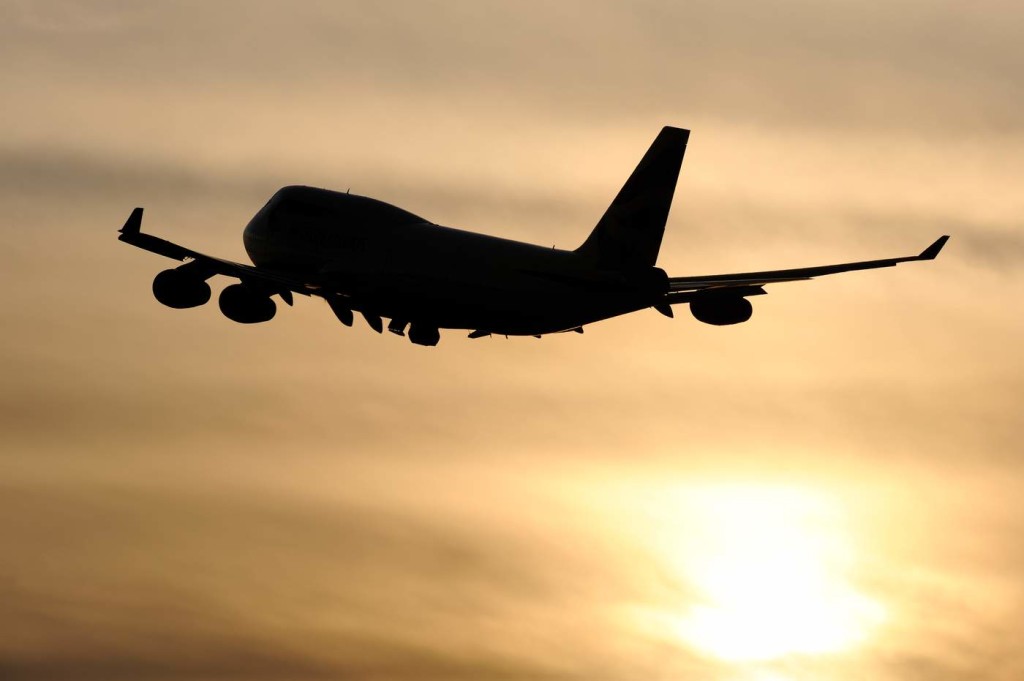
[120,128,947,345]
[242,186,665,335]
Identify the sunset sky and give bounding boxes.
[1,1,1022,679]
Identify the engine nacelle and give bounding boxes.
[690,294,753,326]
[218,284,276,324]
[152,269,211,309]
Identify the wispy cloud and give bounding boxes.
[1,3,1022,680]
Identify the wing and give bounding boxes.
[665,235,948,300]
[117,207,316,302]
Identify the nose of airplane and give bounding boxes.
[244,207,265,235]
[242,202,274,265]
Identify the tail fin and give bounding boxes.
[575,126,689,270]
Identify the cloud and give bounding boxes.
[0,0,140,34]
[3,1,1023,132]
[0,147,260,201]
[953,230,1024,272]
[0,481,663,681]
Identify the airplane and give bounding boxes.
[118,126,948,346]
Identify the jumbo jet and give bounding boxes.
[118,126,948,346]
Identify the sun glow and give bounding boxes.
[645,484,885,663]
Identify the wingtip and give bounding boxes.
[119,207,144,235]
[919,235,949,260]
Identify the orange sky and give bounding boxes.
[1,2,1022,680]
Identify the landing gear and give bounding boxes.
[407,324,440,347]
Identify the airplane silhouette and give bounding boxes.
[119,126,948,346]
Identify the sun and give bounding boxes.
[643,483,885,663]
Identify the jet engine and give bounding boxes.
[690,294,753,326]
[218,283,276,324]
[152,269,211,309]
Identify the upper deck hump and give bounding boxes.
[269,185,430,228]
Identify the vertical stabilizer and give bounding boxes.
[576,126,688,270]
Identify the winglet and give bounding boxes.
[919,235,949,260]
[120,207,144,235]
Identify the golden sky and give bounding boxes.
[1,1,1022,679]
